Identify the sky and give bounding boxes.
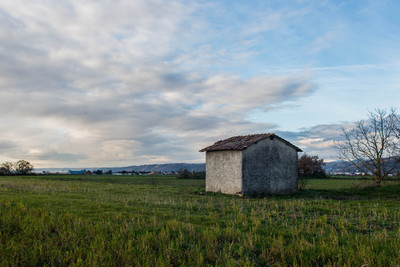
[0,0,399,168]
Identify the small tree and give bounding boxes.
[14,160,33,175]
[93,170,103,175]
[298,154,326,190]
[0,162,14,176]
[298,154,326,176]
[335,108,400,185]
[177,168,191,179]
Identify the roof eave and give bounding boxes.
[199,148,244,152]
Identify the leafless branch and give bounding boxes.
[335,108,400,185]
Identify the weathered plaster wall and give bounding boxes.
[242,137,298,194]
[205,150,242,194]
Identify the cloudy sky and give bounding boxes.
[1,0,399,168]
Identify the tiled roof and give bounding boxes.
[199,133,302,152]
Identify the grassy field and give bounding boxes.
[0,175,399,266]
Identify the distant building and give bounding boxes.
[200,133,302,195]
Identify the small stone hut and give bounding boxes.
[199,133,302,195]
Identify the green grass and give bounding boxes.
[1,175,399,266]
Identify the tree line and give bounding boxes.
[0,160,33,175]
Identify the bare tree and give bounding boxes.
[335,108,400,185]
[14,160,34,175]
[0,161,14,175]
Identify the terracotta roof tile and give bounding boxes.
[199,133,302,152]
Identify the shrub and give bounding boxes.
[177,169,205,179]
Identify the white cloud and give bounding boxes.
[277,122,357,161]
[3,0,396,167]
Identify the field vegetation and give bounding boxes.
[0,174,399,266]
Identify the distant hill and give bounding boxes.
[100,163,205,173]
[35,163,206,174]
[323,159,400,175]
[323,161,358,174]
